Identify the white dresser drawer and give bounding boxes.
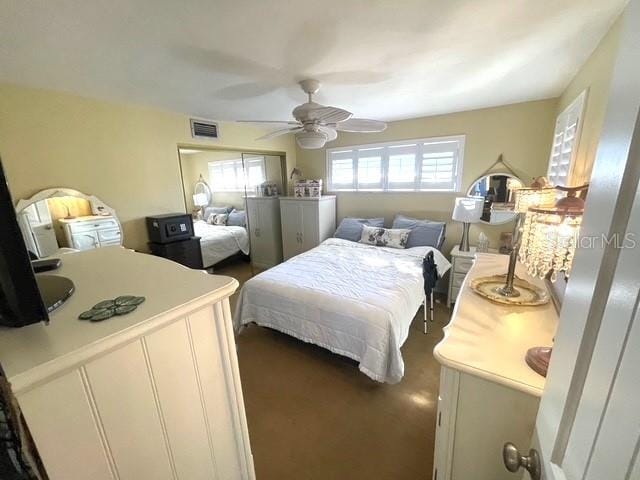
[450,272,467,289]
[98,228,122,243]
[69,218,118,233]
[454,257,474,273]
[450,286,460,303]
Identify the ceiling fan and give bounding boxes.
[238,79,387,149]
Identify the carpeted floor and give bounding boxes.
[215,260,449,480]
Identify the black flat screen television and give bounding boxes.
[0,157,74,327]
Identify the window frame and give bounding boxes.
[326,134,465,193]
[547,90,587,187]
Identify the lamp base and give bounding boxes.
[525,346,552,377]
[495,285,521,298]
[458,223,471,252]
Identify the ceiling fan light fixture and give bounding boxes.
[296,130,328,149]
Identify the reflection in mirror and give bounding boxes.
[16,189,122,258]
[467,174,523,225]
[178,148,286,269]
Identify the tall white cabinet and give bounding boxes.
[279,196,336,260]
[0,247,255,480]
[245,196,283,269]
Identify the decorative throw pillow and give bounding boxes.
[334,217,385,242]
[360,226,411,249]
[392,214,446,249]
[227,209,246,227]
[203,206,232,222]
[208,213,228,226]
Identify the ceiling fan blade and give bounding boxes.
[256,127,303,141]
[237,120,301,125]
[334,118,387,133]
[312,106,353,124]
[318,125,338,142]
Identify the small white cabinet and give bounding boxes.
[245,196,283,269]
[433,253,558,480]
[279,196,336,260]
[59,215,122,250]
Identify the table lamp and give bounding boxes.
[496,180,557,298]
[452,197,484,252]
[519,184,587,376]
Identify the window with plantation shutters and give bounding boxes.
[326,135,465,192]
[208,157,266,192]
[548,90,586,186]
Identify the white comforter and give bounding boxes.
[234,238,451,383]
[193,221,250,267]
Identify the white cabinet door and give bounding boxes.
[32,223,59,257]
[300,203,319,254]
[72,231,99,250]
[280,201,302,260]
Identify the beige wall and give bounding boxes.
[0,83,296,251]
[296,99,558,253]
[556,15,623,186]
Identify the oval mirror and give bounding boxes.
[193,174,212,206]
[466,173,523,225]
[15,188,123,258]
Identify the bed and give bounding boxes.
[234,238,451,383]
[193,220,250,268]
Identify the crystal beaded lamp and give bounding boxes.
[518,184,587,377]
[518,187,585,281]
[513,186,556,213]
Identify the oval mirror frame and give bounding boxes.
[194,177,212,205]
[15,188,123,252]
[466,173,523,225]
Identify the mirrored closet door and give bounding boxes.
[178,147,286,269]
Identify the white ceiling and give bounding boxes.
[0,0,626,122]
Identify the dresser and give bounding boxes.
[245,196,283,269]
[433,253,558,480]
[279,196,336,260]
[0,247,254,480]
[59,215,122,250]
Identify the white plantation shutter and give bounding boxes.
[357,147,384,190]
[419,140,462,191]
[244,156,266,189]
[328,150,356,190]
[208,158,246,192]
[387,144,418,190]
[327,136,465,192]
[548,90,586,186]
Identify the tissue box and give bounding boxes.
[294,179,322,198]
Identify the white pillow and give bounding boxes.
[208,213,228,226]
[360,226,411,249]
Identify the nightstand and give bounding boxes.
[148,236,203,269]
[448,245,503,306]
[448,246,477,307]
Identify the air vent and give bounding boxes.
[190,119,220,140]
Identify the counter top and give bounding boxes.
[434,253,558,397]
[57,215,115,223]
[0,247,237,391]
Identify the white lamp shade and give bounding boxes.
[192,193,208,207]
[452,197,484,223]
